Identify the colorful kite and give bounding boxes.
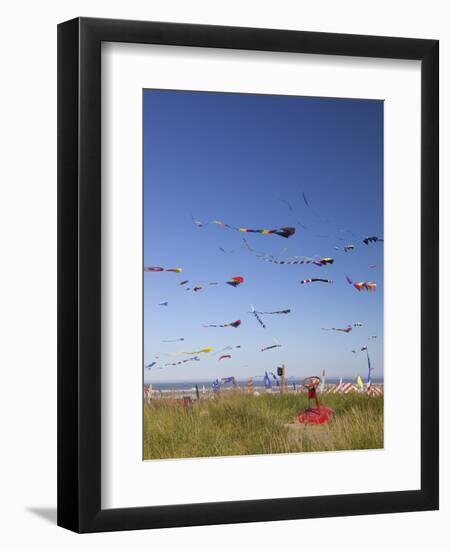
[193,218,295,239]
[363,236,383,245]
[301,278,334,284]
[322,325,352,333]
[218,355,232,361]
[353,322,363,327]
[343,244,355,252]
[145,362,156,370]
[144,266,182,273]
[226,276,244,287]
[179,280,189,286]
[346,275,377,291]
[161,337,185,343]
[185,277,244,292]
[203,320,241,328]
[158,301,169,306]
[212,345,241,357]
[352,346,368,354]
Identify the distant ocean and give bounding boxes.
[145,377,384,390]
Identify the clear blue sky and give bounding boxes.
[143,89,383,384]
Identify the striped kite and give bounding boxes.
[193,218,295,239]
[301,278,334,285]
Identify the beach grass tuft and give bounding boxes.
[143,392,383,459]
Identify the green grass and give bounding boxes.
[143,392,384,460]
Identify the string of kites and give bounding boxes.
[144,208,382,372]
[145,267,377,292]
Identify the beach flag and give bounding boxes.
[195,384,200,400]
[222,376,237,386]
[148,384,152,402]
[357,375,364,390]
[212,379,220,392]
[248,377,254,394]
[270,372,280,386]
[264,371,272,389]
[367,350,374,385]
[320,370,325,392]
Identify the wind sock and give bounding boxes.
[346,275,377,292]
[254,309,291,315]
[301,278,334,284]
[261,343,282,352]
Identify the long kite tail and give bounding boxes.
[250,306,266,329]
[301,278,334,284]
[194,219,296,239]
[203,320,242,328]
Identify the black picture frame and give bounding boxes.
[57,17,439,533]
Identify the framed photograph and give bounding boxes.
[58,17,438,533]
